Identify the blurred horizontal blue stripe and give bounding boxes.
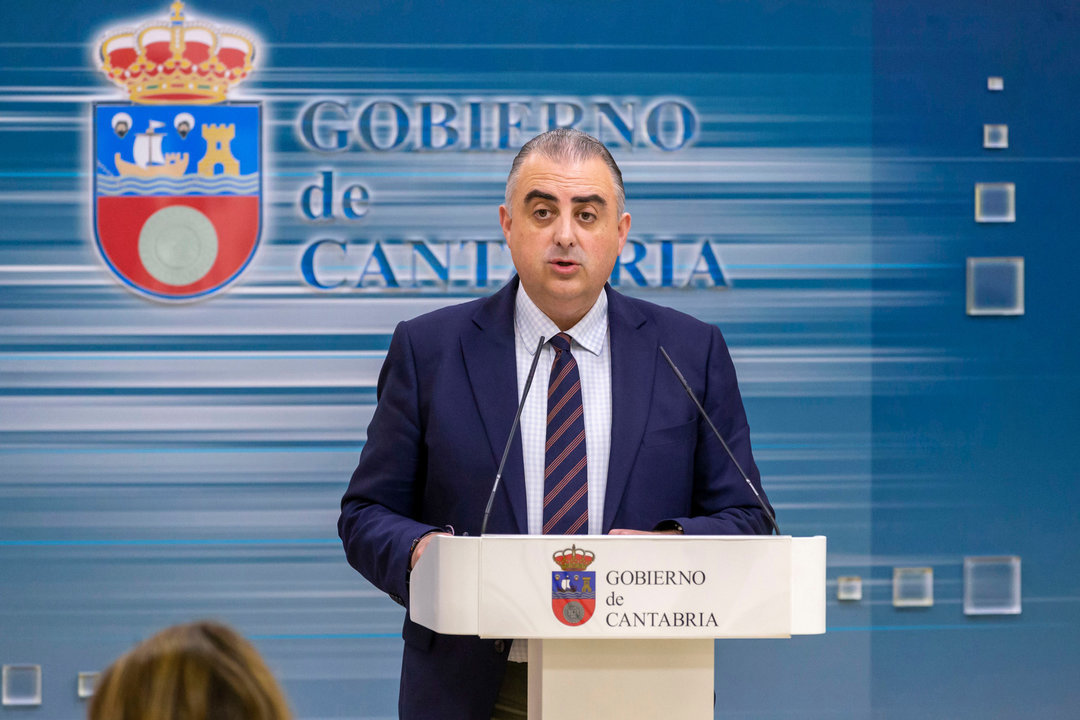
[0,335,394,351]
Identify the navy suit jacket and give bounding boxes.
[338,278,771,719]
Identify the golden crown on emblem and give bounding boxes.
[98,2,255,105]
[552,545,595,571]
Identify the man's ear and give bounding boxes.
[617,212,631,254]
[499,205,513,243]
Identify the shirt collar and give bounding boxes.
[514,284,609,357]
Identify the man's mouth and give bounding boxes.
[551,259,577,267]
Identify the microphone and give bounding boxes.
[658,346,781,536]
[480,335,546,536]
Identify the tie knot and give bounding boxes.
[550,333,573,354]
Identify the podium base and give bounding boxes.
[527,638,713,719]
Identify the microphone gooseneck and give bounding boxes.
[480,335,546,536]
[658,346,781,536]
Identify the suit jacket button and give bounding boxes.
[494,640,505,653]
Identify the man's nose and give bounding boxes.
[552,214,576,247]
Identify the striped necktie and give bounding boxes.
[543,332,588,535]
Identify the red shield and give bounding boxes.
[96,195,258,299]
[552,597,597,627]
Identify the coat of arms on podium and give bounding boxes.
[551,545,596,627]
[92,2,260,301]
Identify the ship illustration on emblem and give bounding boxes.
[551,545,596,627]
[92,1,261,301]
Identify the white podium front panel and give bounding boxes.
[478,535,792,639]
[410,535,826,639]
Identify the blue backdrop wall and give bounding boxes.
[0,1,1076,718]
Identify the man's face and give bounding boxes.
[499,154,630,330]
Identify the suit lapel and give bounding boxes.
[461,279,528,534]
[603,287,657,532]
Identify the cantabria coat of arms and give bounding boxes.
[551,545,596,627]
[93,2,260,301]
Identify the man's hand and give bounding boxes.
[608,528,682,535]
[409,532,451,570]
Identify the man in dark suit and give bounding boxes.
[338,129,773,719]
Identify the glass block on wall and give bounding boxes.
[983,124,1008,149]
[987,76,1004,91]
[2,665,42,706]
[77,671,100,699]
[837,575,862,601]
[965,556,1021,615]
[893,567,933,607]
[967,257,1024,316]
[975,182,1015,222]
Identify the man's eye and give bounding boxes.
[534,208,551,219]
[579,211,595,222]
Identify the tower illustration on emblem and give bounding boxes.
[92,1,262,301]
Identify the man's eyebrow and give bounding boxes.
[521,190,607,206]
[523,190,557,204]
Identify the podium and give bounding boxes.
[410,534,826,719]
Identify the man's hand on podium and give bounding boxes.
[409,531,452,570]
[608,528,683,535]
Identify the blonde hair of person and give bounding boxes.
[88,620,291,720]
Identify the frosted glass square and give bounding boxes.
[77,671,100,699]
[2,665,42,706]
[965,556,1021,615]
[975,182,1015,222]
[893,567,933,607]
[983,124,1008,149]
[837,575,862,601]
[987,76,1004,91]
[967,257,1024,316]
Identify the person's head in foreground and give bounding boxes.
[88,620,291,720]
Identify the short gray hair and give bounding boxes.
[504,128,625,215]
